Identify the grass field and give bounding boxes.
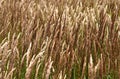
[0,0,120,79]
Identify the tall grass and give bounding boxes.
[0,0,120,79]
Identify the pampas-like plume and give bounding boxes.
[25,50,44,79]
[5,68,16,79]
[26,43,32,67]
[35,59,41,79]
[88,54,101,79]
[58,71,66,79]
[44,57,53,79]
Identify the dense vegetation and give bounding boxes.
[0,0,120,79]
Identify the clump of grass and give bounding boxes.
[0,0,120,79]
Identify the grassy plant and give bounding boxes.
[0,0,120,79]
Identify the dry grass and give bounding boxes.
[0,0,120,79]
